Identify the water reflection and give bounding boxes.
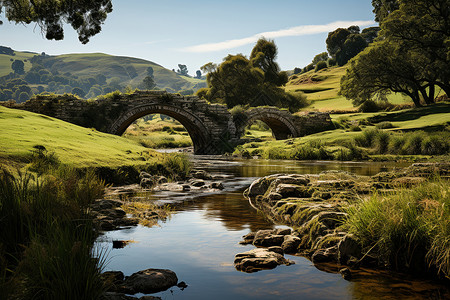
[96,158,448,299]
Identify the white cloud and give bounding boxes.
[182,20,376,53]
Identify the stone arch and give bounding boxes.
[108,104,211,153]
[241,108,299,140]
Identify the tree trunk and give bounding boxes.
[407,90,422,107]
[421,85,435,105]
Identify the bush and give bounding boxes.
[349,125,362,132]
[354,128,379,147]
[28,145,60,175]
[358,100,380,112]
[375,121,394,129]
[327,58,337,66]
[315,61,328,72]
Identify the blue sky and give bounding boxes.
[1,0,376,75]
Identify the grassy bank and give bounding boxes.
[234,102,450,161]
[0,167,106,299]
[0,106,195,184]
[345,179,450,278]
[0,107,193,298]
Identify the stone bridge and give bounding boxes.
[16,91,333,154]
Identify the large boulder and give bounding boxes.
[245,174,282,197]
[123,269,178,294]
[234,248,294,273]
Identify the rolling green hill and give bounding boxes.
[0,105,161,167]
[286,66,413,112]
[0,47,206,93]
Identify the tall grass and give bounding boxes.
[0,166,107,299]
[345,179,450,277]
[160,153,192,180]
[353,129,449,156]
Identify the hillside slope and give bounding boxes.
[0,105,160,167]
[286,66,413,111]
[0,48,205,93]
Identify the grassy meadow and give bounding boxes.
[0,105,159,168]
[123,114,193,149]
[286,66,413,112]
[0,51,36,76]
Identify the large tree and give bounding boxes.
[250,38,288,86]
[372,0,399,23]
[11,59,24,74]
[341,0,450,107]
[326,27,368,66]
[0,0,113,43]
[197,39,306,112]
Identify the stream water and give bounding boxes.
[96,158,449,299]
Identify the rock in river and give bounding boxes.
[123,268,178,294]
[234,248,294,273]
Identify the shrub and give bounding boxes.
[349,125,362,132]
[375,121,394,129]
[27,145,60,175]
[388,135,406,154]
[354,128,379,147]
[334,147,352,161]
[160,153,192,180]
[315,61,328,72]
[327,58,337,66]
[263,145,290,159]
[358,100,380,112]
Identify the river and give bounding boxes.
[95,157,449,299]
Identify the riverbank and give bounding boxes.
[233,102,450,162]
[242,162,450,281]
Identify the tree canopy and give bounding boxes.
[341,0,450,107]
[197,38,306,112]
[372,0,399,23]
[326,26,369,66]
[11,60,25,75]
[0,0,113,43]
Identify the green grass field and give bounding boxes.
[0,106,162,167]
[124,115,193,148]
[0,51,36,76]
[286,66,413,112]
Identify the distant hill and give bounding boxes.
[0,46,206,99]
[33,53,205,92]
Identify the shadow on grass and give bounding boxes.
[368,102,450,123]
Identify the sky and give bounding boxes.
[1,0,376,76]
